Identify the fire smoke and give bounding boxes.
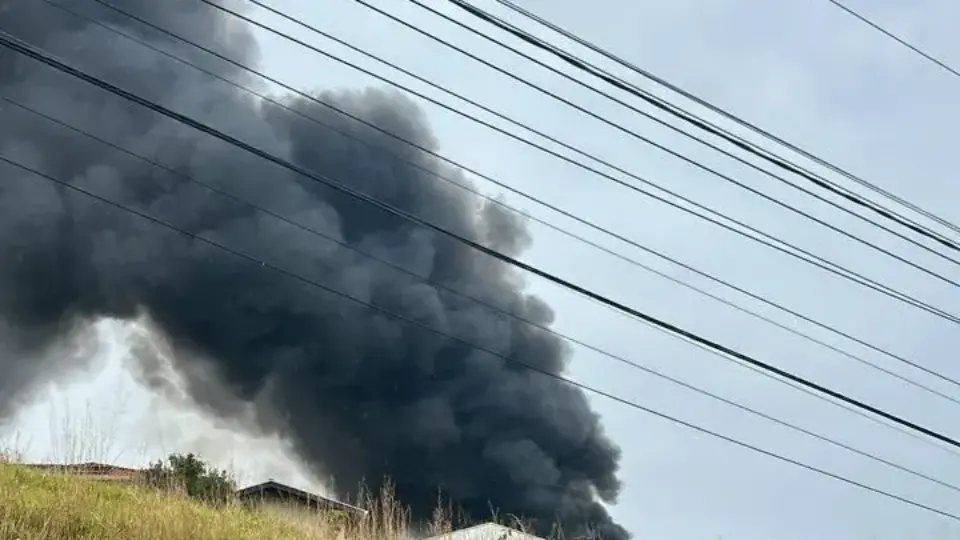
[0,1,628,537]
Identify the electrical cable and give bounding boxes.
[440,0,960,257]
[181,0,960,330]
[10,90,960,497]
[827,0,960,79]
[38,0,960,404]
[369,0,960,281]
[494,0,960,242]
[4,32,960,452]
[2,149,960,523]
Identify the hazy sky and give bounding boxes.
[4,0,960,539]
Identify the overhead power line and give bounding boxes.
[290,0,960,320]
[492,0,960,242]
[441,0,960,256]
[44,0,960,405]
[4,32,960,455]
[185,0,960,333]
[386,0,960,278]
[10,89,960,499]
[827,0,960,80]
[2,100,959,524]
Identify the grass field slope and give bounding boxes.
[0,462,420,540]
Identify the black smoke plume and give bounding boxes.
[0,1,627,537]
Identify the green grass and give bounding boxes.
[0,461,433,540]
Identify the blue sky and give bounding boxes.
[4,1,960,539]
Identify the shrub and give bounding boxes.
[141,453,236,504]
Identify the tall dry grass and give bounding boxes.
[0,460,456,540]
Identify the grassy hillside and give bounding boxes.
[0,462,419,540]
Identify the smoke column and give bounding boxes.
[0,1,628,537]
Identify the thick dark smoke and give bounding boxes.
[0,1,628,537]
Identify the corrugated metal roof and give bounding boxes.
[425,523,544,540]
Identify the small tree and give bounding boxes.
[142,453,236,504]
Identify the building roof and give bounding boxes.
[425,523,544,540]
[21,462,142,481]
[234,480,367,515]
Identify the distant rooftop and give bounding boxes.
[235,479,368,515]
[21,462,142,480]
[425,522,544,540]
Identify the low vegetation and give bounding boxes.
[0,452,448,540]
[141,452,238,504]
[0,461,309,539]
